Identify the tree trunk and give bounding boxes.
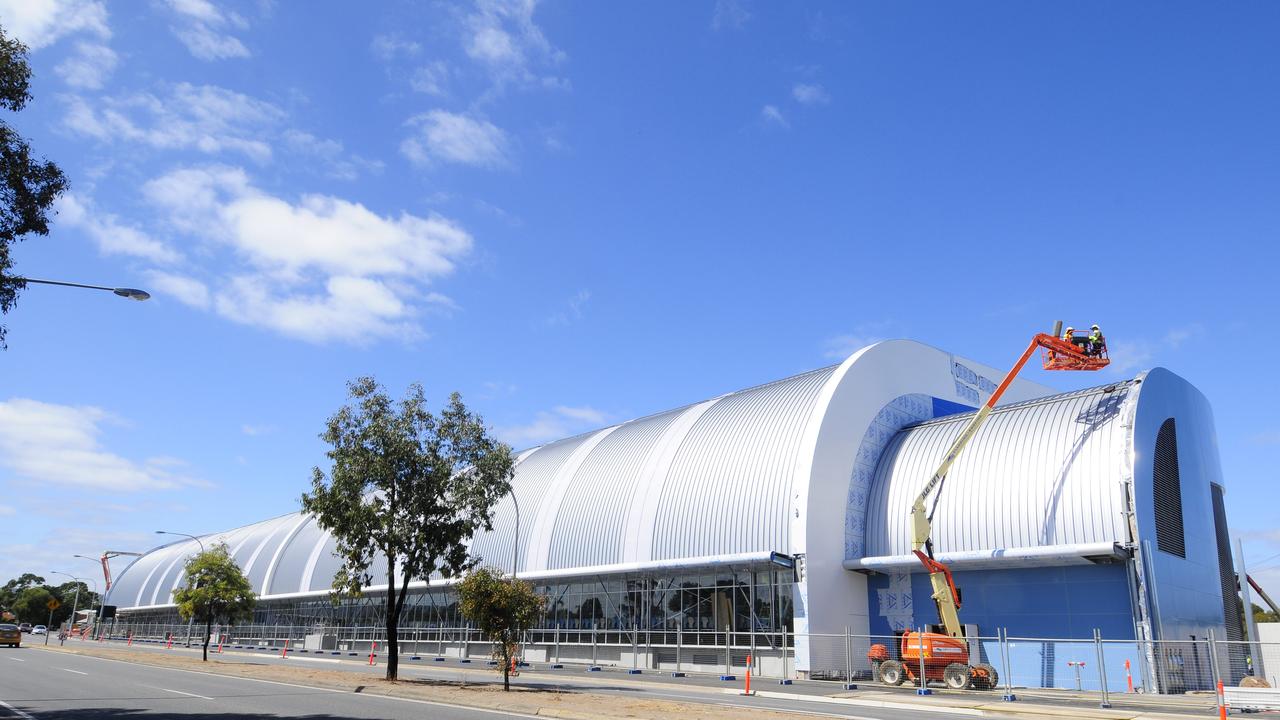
[503,644,510,691]
[385,558,398,681]
[202,617,211,662]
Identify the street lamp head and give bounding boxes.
[113,287,150,301]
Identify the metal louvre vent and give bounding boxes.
[1153,418,1185,557]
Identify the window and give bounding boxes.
[1153,418,1185,558]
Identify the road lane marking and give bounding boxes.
[5,658,23,662]
[60,669,87,675]
[0,699,36,719]
[157,688,213,700]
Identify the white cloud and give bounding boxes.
[61,83,284,162]
[145,270,210,309]
[712,0,750,31]
[0,504,14,516]
[0,398,204,492]
[57,194,182,264]
[138,165,474,344]
[410,61,451,96]
[545,289,590,326]
[54,41,118,89]
[496,405,610,447]
[283,130,383,180]
[823,333,884,360]
[371,34,421,61]
[401,110,509,168]
[822,322,893,360]
[0,0,109,50]
[240,423,275,436]
[464,0,567,93]
[792,82,830,105]
[164,0,250,60]
[761,104,788,128]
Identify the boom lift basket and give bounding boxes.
[1040,334,1109,371]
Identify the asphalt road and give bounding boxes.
[0,642,985,720]
[0,644,539,720]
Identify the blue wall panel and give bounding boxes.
[867,564,1134,640]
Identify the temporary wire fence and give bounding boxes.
[95,620,1272,708]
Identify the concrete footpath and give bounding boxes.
[27,637,1231,720]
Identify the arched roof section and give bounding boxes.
[858,380,1137,567]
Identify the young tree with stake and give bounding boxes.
[302,377,515,681]
[172,544,256,661]
[458,567,546,691]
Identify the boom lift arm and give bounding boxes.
[911,331,1108,638]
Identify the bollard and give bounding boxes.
[369,641,378,665]
[1125,659,1133,693]
[741,654,754,695]
[1217,680,1227,720]
[128,632,133,647]
[217,637,224,654]
[282,639,289,658]
[166,634,173,650]
[916,628,931,696]
[1094,629,1111,709]
[1067,661,1085,691]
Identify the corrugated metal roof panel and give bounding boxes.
[651,366,837,560]
[864,382,1133,558]
[546,407,684,570]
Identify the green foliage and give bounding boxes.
[172,543,256,661]
[0,572,45,611]
[0,575,97,627]
[458,567,545,691]
[1253,602,1279,624]
[302,376,515,680]
[12,586,56,624]
[0,24,70,348]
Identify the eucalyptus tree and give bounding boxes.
[172,544,256,661]
[303,376,515,680]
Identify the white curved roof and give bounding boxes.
[108,364,842,608]
[107,339,1054,611]
[860,380,1137,563]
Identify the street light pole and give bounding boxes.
[49,571,83,646]
[14,277,150,301]
[72,555,103,639]
[155,531,205,647]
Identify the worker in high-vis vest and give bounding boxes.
[1088,324,1105,356]
[1063,326,1075,342]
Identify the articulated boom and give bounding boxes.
[911,329,1108,639]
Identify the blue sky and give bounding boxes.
[0,0,1277,599]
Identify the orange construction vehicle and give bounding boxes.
[869,322,1108,690]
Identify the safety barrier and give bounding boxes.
[95,620,1274,708]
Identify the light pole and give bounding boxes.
[155,531,205,647]
[72,555,103,638]
[49,571,84,646]
[15,277,150,301]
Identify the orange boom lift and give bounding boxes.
[869,321,1108,690]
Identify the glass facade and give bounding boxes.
[118,564,796,634]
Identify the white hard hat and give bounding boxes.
[1065,326,1074,332]
[1091,324,1100,330]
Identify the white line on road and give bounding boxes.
[5,657,22,662]
[157,688,213,700]
[60,669,87,675]
[0,698,36,719]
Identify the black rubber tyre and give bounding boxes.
[973,663,998,689]
[878,659,905,686]
[943,662,972,690]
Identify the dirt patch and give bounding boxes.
[37,644,797,719]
